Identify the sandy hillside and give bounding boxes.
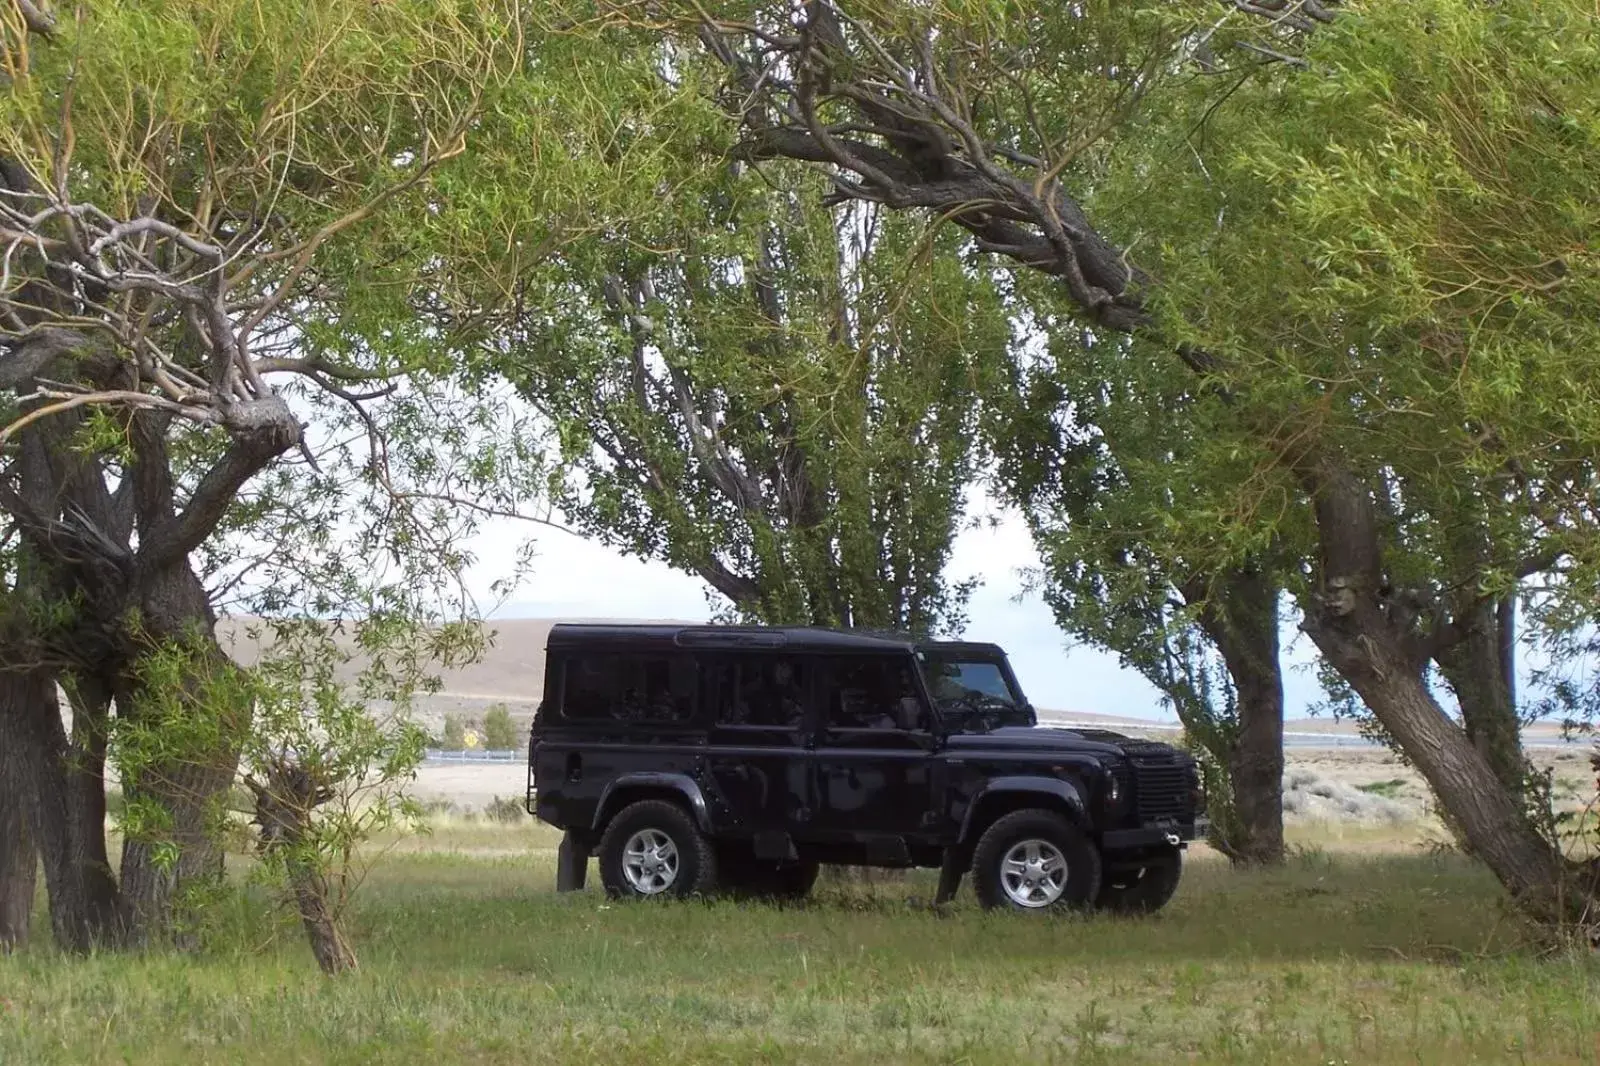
[217,615,1168,737]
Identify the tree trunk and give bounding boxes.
[287,860,358,975]
[0,733,36,950]
[1436,596,1524,796]
[114,562,249,948]
[1199,567,1285,866]
[1301,459,1573,920]
[1308,615,1564,906]
[251,762,357,975]
[0,667,123,952]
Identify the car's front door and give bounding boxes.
[810,653,938,844]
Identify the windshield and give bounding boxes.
[916,652,1033,731]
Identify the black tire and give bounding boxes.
[719,852,820,902]
[597,799,718,900]
[1095,849,1182,916]
[970,809,1101,913]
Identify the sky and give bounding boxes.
[460,501,1333,723]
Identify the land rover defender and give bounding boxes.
[527,623,1206,913]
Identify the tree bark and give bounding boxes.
[1301,461,1570,917]
[0,726,37,950]
[114,561,249,947]
[287,860,358,975]
[1198,567,1285,866]
[251,762,358,975]
[0,667,123,952]
[1436,596,1524,796]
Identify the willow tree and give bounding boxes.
[0,0,638,950]
[679,0,1600,922]
[490,160,1007,634]
[990,309,1288,864]
[674,0,1296,864]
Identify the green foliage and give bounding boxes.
[491,156,1008,634]
[1090,0,1600,605]
[439,714,466,753]
[241,618,434,921]
[110,632,255,875]
[481,705,517,751]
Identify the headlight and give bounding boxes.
[1106,772,1121,804]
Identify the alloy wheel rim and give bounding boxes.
[621,828,680,894]
[999,838,1068,908]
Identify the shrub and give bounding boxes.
[440,714,466,751]
[485,795,526,823]
[482,705,518,750]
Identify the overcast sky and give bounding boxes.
[460,501,1332,723]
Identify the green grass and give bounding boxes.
[1355,779,1411,798]
[3,823,1598,1065]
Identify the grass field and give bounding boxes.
[3,819,1599,1065]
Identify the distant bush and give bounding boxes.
[485,795,526,823]
[417,797,458,819]
[440,714,466,751]
[482,705,517,750]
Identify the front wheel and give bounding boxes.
[1096,849,1182,915]
[971,809,1101,912]
[597,800,718,900]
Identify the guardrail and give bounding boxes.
[423,748,522,762]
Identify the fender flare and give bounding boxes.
[592,772,713,833]
[958,775,1089,844]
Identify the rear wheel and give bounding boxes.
[1096,849,1182,915]
[971,809,1101,913]
[598,800,718,900]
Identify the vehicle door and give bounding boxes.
[703,654,815,839]
[810,653,938,841]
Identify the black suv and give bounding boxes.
[527,624,1206,914]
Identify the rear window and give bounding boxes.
[561,654,696,723]
[708,656,810,728]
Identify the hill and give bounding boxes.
[214,616,1164,736]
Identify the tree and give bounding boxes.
[989,313,1287,863]
[482,705,518,751]
[490,158,1008,634]
[681,0,1600,923]
[0,0,660,951]
[681,0,1600,921]
[0,0,517,949]
[679,0,1292,864]
[240,617,454,975]
[440,714,467,753]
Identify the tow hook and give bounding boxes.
[1164,831,1181,846]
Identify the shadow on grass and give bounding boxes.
[349,848,1530,975]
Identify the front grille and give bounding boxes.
[1132,756,1196,823]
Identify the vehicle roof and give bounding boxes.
[546,622,1005,657]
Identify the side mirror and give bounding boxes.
[896,697,924,732]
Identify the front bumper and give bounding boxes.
[1102,815,1208,851]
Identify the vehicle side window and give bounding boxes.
[710,657,808,728]
[561,654,696,723]
[827,656,923,730]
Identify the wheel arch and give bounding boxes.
[591,773,712,836]
[959,777,1088,847]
